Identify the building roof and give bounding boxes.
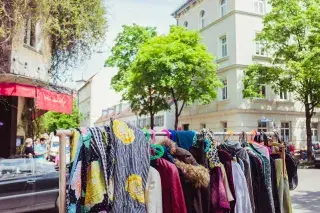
[77,72,98,91]
[171,0,196,17]
[94,106,134,125]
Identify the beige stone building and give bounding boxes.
[172,0,319,148]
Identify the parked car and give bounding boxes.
[0,158,59,213]
[49,136,70,165]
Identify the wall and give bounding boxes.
[10,21,51,82]
[78,80,92,127]
[174,0,320,146]
[90,67,121,127]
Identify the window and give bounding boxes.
[260,85,266,97]
[255,33,265,55]
[221,0,227,17]
[254,0,265,14]
[281,122,291,142]
[35,159,56,175]
[280,89,288,100]
[221,79,228,100]
[258,121,267,132]
[220,36,227,57]
[0,158,33,180]
[200,123,206,129]
[183,124,190,130]
[222,122,228,132]
[200,10,205,29]
[312,123,318,141]
[155,115,164,127]
[24,17,36,48]
[184,21,188,28]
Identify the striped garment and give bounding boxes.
[110,120,150,213]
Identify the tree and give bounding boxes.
[127,26,222,129]
[105,24,157,92]
[43,101,81,133]
[0,0,107,81]
[242,0,320,161]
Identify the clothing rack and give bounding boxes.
[54,129,283,213]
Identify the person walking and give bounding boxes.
[24,138,35,158]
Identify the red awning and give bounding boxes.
[0,83,73,114]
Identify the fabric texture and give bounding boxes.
[221,164,234,202]
[247,150,273,213]
[210,167,230,213]
[220,142,255,213]
[111,120,150,213]
[174,147,209,213]
[189,139,211,213]
[201,129,222,168]
[231,162,253,213]
[175,131,196,151]
[145,167,163,213]
[218,149,236,212]
[157,158,187,213]
[285,153,298,190]
[275,159,293,213]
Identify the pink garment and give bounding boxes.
[211,167,230,213]
[157,158,187,213]
[55,154,59,166]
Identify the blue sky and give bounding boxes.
[72,0,185,84]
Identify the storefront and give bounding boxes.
[0,81,73,158]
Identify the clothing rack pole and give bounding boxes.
[55,130,73,213]
[53,128,280,213]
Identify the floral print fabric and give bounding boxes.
[111,120,150,213]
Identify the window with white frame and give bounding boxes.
[255,33,266,55]
[24,16,36,48]
[154,115,164,127]
[220,35,227,57]
[221,0,227,17]
[222,122,228,132]
[254,0,265,14]
[200,10,205,29]
[221,79,228,100]
[281,122,291,142]
[280,89,288,100]
[258,121,268,132]
[312,123,318,141]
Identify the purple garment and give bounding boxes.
[211,167,230,213]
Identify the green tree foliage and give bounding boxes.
[242,0,320,161]
[0,0,107,80]
[105,24,157,92]
[43,101,81,133]
[127,26,221,129]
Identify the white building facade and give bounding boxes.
[94,102,175,132]
[172,0,320,148]
[78,67,121,127]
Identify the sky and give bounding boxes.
[72,0,186,84]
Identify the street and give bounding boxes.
[292,169,320,213]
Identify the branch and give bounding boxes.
[178,100,185,117]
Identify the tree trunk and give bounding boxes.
[305,104,313,162]
[150,113,154,130]
[174,100,179,130]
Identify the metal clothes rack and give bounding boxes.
[54,129,282,213]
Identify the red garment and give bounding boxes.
[211,167,230,213]
[157,158,187,213]
[218,150,236,213]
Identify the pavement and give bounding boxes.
[292,169,320,213]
